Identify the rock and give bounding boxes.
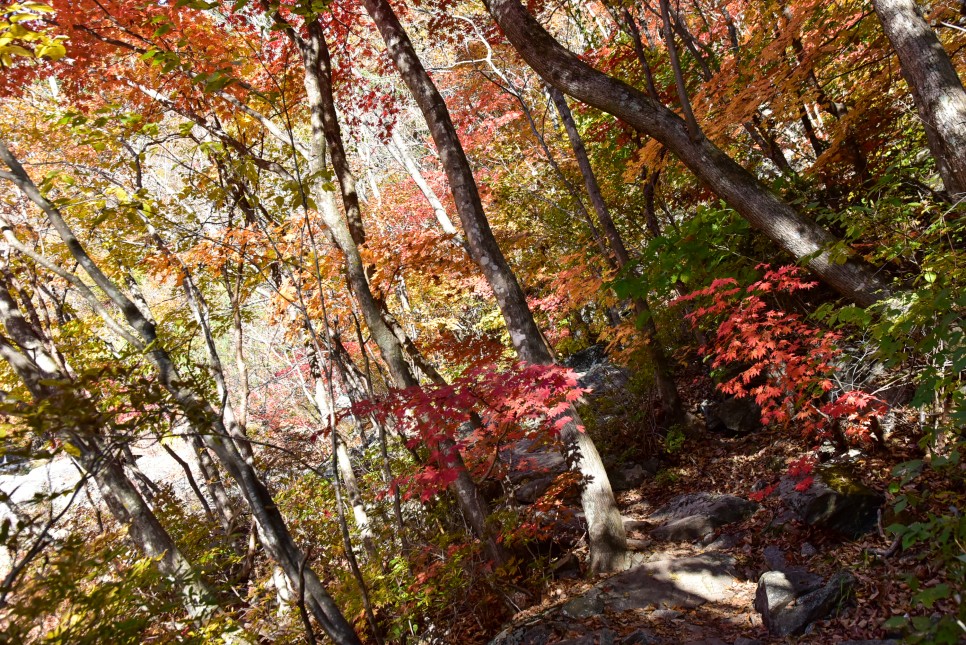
[650,609,682,620]
[733,639,763,645]
[563,344,608,372]
[651,493,758,525]
[503,437,568,484]
[514,476,554,505]
[489,622,552,645]
[563,344,630,398]
[623,518,652,533]
[779,465,884,537]
[702,397,761,435]
[651,515,716,542]
[550,553,582,579]
[610,462,656,492]
[800,542,818,558]
[649,493,758,542]
[621,630,663,644]
[705,533,739,550]
[557,629,618,645]
[755,570,856,636]
[838,641,900,645]
[755,570,824,615]
[763,545,788,571]
[600,552,738,611]
[562,592,605,619]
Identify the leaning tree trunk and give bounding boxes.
[872,0,966,198]
[484,0,895,308]
[0,141,363,645]
[362,0,629,573]
[293,21,505,565]
[0,288,218,621]
[547,85,683,420]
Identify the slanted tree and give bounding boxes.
[484,0,896,308]
[872,0,966,198]
[361,0,629,572]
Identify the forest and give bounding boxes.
[0,0,964,642]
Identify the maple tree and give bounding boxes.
[0,0,964,641]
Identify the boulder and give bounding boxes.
[762,545,788,572]
[779,465,884,537]
[600,552,738,611]
[620,630,663,644]
[514,476,554,505]
[563,344,630,398]
[651,493,758,525]
[609,461,658,492]
[754,570,856,636]
[649,493,758,541]
[701,397,761,435]
[557,629,618,645]
[561,592,605,619]
[651,515,716,542]
[489,622,552,645]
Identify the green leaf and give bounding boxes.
[913,584,949,608]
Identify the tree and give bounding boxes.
[484,0,896,308]
[872,0,966,199]
[363,0,629,572]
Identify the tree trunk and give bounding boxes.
[484,0,895,308]
[873,0,966,197]
[547,86,682,419]
[0,142,363,645]
[0,286,218,621]
[294,24,504,564]
[363,0,629,572]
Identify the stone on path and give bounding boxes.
[755,570,856,636]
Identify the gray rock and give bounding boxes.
[838,641,900,645]
[557,629,618,645]
[650,609,683,620]
[600,552,738,611]
[705,533,739,550]
[779,465,884,537]
[650,493,757,542]
[763,545,788,571]
[488,622,552,645]
[755,570,856,636]
[514,476,554,505]
[610,462,654,492]
[651,493,758,525]
[755,570,824,616]
[623,518,652,533]
[562,591,605,619]
[800,542,818,558]
[702,397,761,434]
[651,514,716,542]
[621,629,663,644]
[579,363,631,397]
[733,639,763,645]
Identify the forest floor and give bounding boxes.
[486,365,951,645]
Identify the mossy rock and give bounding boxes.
[779,464,884,538]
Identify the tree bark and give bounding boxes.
[293,23,504,564]
[546,86,682,419]
[873,0,966,197]
[362,0,629,572]
[484,0,895,308]
[0,287,218,621]
[0,142,363,645]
